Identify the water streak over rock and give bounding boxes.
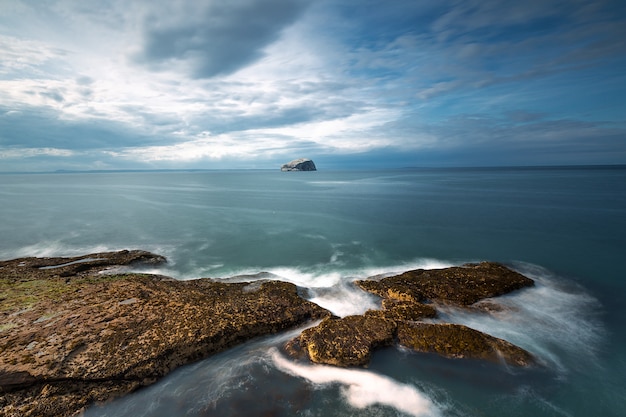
[287,262,536,367]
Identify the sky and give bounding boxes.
[1,0,625,171]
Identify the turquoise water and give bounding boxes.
[1,167,625,416]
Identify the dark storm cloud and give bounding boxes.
[134,0,310,78]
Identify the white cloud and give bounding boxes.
[104,132,287,162]
[1,0,625,170]
[0,147,75,159]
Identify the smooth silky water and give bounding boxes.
[1,167,624,416]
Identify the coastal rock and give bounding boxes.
[286,262,535,367]
[285,315,396,367]
[0,251,330,417]
[355,262,534,306]
[364,299,438,321]
[2,253,537,414]
[397,323,535,366]
[280,158,317,171]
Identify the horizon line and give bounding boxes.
[1,163,626,175]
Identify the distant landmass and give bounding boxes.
[281,158,317,171]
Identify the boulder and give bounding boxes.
[397,322,535,366]
[281,158,317,171]
[285,262,536,368]
[285,315,396,367]
[355,262,534,306]
[0,251,330,417]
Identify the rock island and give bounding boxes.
[280,158,317,171]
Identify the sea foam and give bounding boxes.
[433,262,605,374]
[200,258,457,317]
[271,349,442,417]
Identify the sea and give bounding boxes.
[1,166,624,417]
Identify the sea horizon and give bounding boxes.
[2,163,626,176]
[2,167,625,416]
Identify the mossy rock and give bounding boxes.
[286,263,535,369]
[397,322,535,366]
[356,262,534,306]
[0,251,330,417]
[287,315,397,367]
[365,300,437,321]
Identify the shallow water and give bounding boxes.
[1,167,625,416]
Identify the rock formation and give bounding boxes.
[355,261,534,306]
[287,262,536,367]
[397,322,534,366]
[280,158,317,171]
[1,253,537,416]
[285,315,397,367]
[0,251,329,417]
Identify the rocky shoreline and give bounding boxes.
[1,251,535,417]
[285,262,535,367]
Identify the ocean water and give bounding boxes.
[1,167,625,416]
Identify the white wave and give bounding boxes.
[359,258,457,279]
[137,256,470,318]
[162,258,461,317]
[230,267,380,317]
[5,241,115,259]
[271,349,442,417]
[433,262,605,374]
[307,283,380,317]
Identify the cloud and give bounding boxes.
[339,0,626,104]
[0,105,160,150]
[134,0,311,78]
[0,147,75,159]
[0,35,70,78]
[0,0,625,171]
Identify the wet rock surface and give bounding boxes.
[397,323,535,366]
[285,315,397,367]
[0,250,329,417]
[1,254,537,416]
[288,262,536,367]
[355,261,534,306]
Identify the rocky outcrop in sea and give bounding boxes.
[0,251,329,417]
[0,252,535,416]
[280,158,317,171]
[285,262,535,367]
